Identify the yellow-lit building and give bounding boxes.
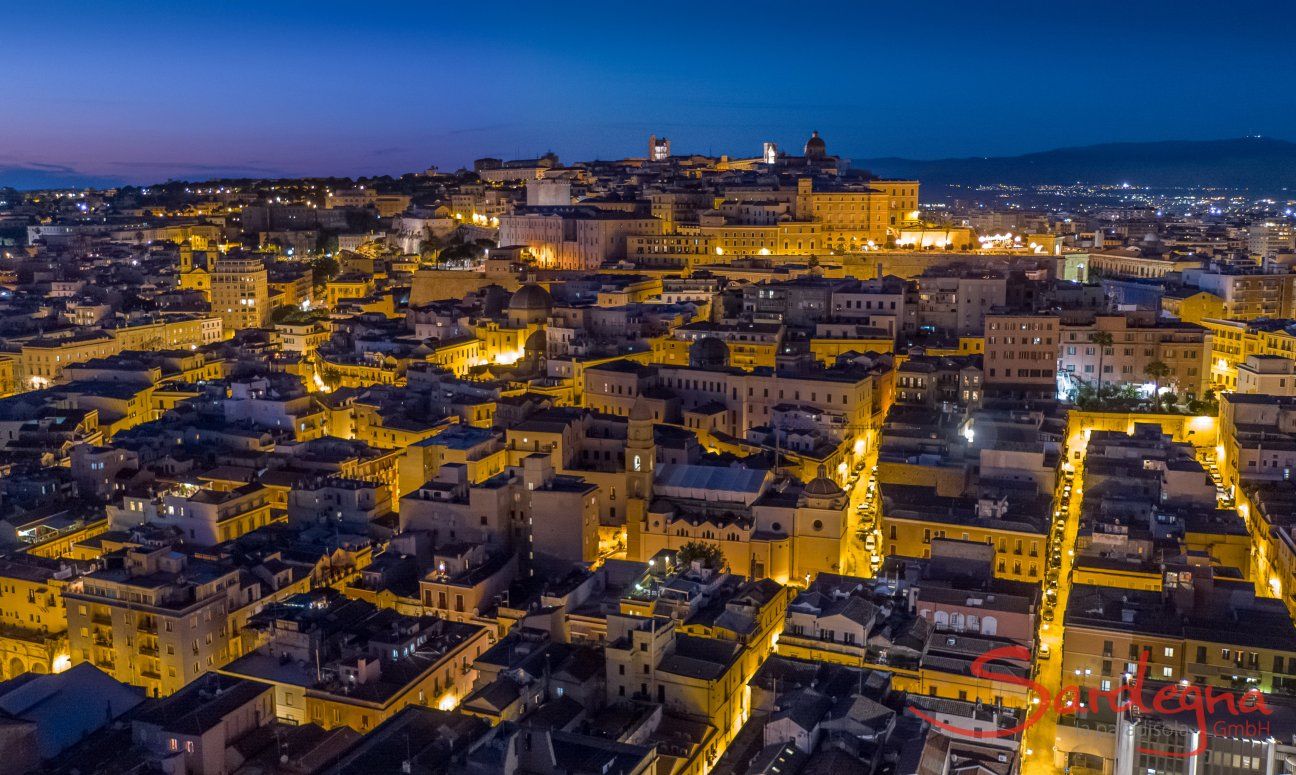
[179,266,210,296]
[879,483,1049,584]
[424,336,485,377]
[275,321,330,356]
[791,178,918,251]
[1163,290,1226,324]
[604,615,748,765]
[0,354,17,397]
[111,222,220,246]
[220,598,489,734]
[471,319,543,367]
[23,518,111,561]
[0,558,70,679]
[809,335,895,364]
[20,332,118,388]
[112,316,224,350]
[211,256,270,330]
[65,547,244,697]
[1062,578,1296,703]
[351,401,449,451]
[397,425,507,496]
[1200,317,1296,390]
[894,226,977,251]
[634,178,919,261]
[325,274,374,309]
[269,269,313,309]
[317,352,406,389]
[776,577,1030,708]
[1070,561,1162,592]
[660,573,788,686]
[652,322,782,371]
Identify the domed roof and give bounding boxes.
[509,283,552,312]
[689,336,730,368]
[804,131,827,159]
[803,465,842,497]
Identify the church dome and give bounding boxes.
[508,283,552,313]
[803,466,843,497]
[804,131,827,160]
[689,336,730,369]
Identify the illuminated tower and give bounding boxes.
[625,395,655,560]
[649,134,671,162]
[763,142,779,165]
[211,255,269,330]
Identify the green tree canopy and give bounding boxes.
[677,541,726,571]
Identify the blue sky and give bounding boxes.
[3,0,1294,186]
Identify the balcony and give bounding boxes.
[138,645,159,657]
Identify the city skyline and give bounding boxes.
[5,0,1296,187]
[5,4,1296,774]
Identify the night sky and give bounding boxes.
[4,0,1294,187]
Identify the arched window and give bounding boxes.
[980,616,998,636]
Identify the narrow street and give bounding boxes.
[844,440,881,579]
[1021,435,1086,774]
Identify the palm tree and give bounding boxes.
[1144,360,1171,408]
[1090,331,1114,391]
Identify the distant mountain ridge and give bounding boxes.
[0,165,126,191]
[854,137,1296,191]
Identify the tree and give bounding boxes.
[315,232,339,256]
[677,541,726,571]
[1074,382,1099,410]
[270,304,298,324]
[1090,331,1114,391]
[1113,383,1140,404]
[1189,389,1220,417]
[311,255,339,286]
[1144,360,1171,408]
[418,234,446,264]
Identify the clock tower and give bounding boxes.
[625,396,655,560]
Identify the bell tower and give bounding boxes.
[625,395,655,560]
